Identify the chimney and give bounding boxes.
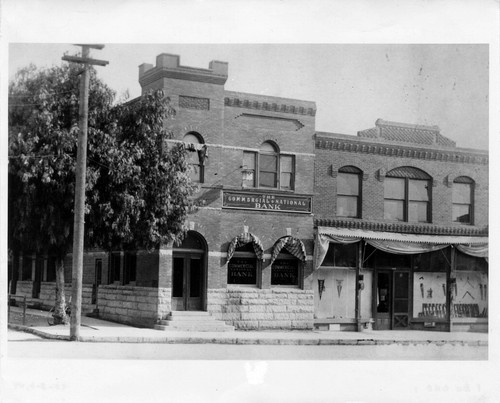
[156,53,180,69]
[138,63,153,79]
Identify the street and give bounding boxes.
[7,330,487,360]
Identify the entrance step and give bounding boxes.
[154,311,235,332]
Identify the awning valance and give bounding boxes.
[227,232,264,262]
[270,236,306,265]
[315,227,488,270]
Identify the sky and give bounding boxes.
[8,43,489,150]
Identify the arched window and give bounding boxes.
[183,132,204,183]
[384,167,432,223]
[242,141,295,190]
[453,176,474,224]
[337,166,362,218]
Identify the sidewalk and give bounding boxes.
[8,306,488,346]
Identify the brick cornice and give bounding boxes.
[225,97,316,117]
[314,218,488,237]
[315,137,488,165]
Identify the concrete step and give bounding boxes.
[156,311,235,332]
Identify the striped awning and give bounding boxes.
[317,227,488,245]
[227,232,265,262]
[270,236,306,265]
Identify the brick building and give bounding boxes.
[9,54,488,332]
[314,119,488,332]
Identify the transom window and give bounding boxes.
[452,176,474,224]
[384,167,431,223]
[243,141,295,190]
[337,166,362,218]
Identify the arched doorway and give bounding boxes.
[172,231,207,311]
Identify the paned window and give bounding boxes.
[453,177,474,224]
[337,166,362,218]
[243,142,295,190]
[384,167,431,223]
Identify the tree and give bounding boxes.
[9,63,194,325]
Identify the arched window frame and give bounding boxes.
[183,132,205,183]
[242,141,295,190]
[452,176,475,225]
[383,166,432,223]
[337,166,362,218]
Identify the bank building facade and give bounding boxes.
[9,53,489,333]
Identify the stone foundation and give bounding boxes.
[207,288,314,330]
[98,285,170,328]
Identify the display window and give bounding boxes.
[271,250,300,287]
[227,243,259,286]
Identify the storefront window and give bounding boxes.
[320,243,357,267]
[413,271,448,319]
[228,243,258,286]
[413,249,450,272]
[271,252,300,286]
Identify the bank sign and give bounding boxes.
[222,191,312,213]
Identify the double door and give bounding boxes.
[374,269,410,330]
[172,253,204,311]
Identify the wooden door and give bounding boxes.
[375,270,392,330]
[392,270,410,329]
[172,254,203,311]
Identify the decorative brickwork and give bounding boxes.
[179,95,210,110]
[225,97,316,116]
[315,136,488,165]
[315,219,488,236]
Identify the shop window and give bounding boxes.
[455,250,488,272]
[227,243,259,286]
[271,250,300,287]
[243,142,295,190]
[452,176,474,224]
[46,257,56,282]
[384,167,431,223]
[413,248,450,272]
[183,132,204,183]
[337,166,362,218]
[320,243,357,268]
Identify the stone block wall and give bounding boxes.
[207,288,314,330]
[98,285,170,328]
[11,281,94,313]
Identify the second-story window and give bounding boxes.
[452,176,474,224]
[243,142,295,190]
[183,132,204,183]
[384,167,432,223]
[337,166,362,218]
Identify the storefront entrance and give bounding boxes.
[374,269,410,330]
[172,232,207,311]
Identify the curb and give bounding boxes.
[9,325,488,346]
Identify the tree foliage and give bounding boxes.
[9,62,195,323]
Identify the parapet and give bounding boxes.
[139,53,228,88]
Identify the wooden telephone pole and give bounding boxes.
[62,45,108,341]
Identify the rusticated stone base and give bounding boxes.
[207,288,314,330]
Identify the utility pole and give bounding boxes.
[62,45,108,341]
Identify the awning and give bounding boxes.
[227,232,264,262]
[315,227,488,270]
[270,236,306,265]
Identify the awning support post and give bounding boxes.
[356,241,362,332]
